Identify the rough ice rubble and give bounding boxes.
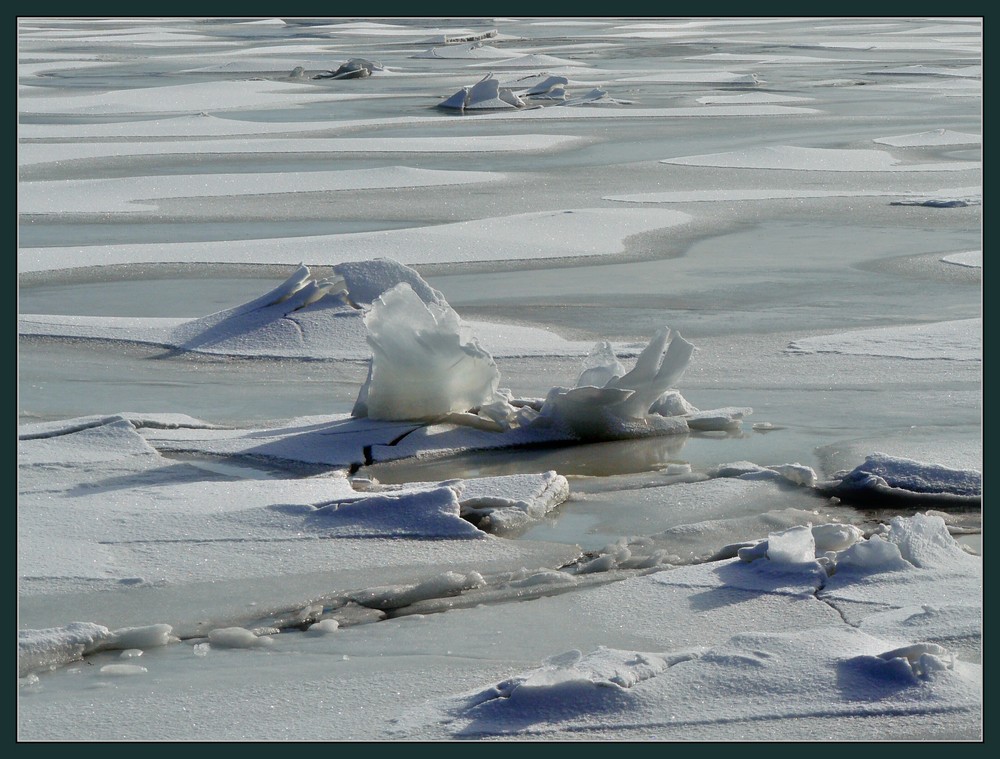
[313,58,384,80]
[532,328,697,440]
[390,512,980,739]
[18,622,177,678]
[357,471,571,534]
[437,72,618,111]
[352,283,747,442]
[737,512,975,578]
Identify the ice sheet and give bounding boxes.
[786,319,981,361]
[19,208,693,274]
[661,145,978,172]
[18,135,581,167]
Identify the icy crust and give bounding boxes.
[817,453,982,509]
[19,260,590,361]
[359,471,571,535]
[873,129,981,147]
[19,622,177,678]
[19,208,693,276]
[390,515,980,740]
[786,319,982,361]
[18,412,224,441]
[661,145,977,172]
[17,416,576,601]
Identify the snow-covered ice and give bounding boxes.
[17,15,981,742]
[661,145,978,172]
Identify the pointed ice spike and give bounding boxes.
[608,328,671,391]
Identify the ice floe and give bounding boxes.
[661,145,978,172]
[786,318,981,361]
[18,167,504,214]
[437,73,618,111]
[18,135,581,168]
[312,58,384,79]
[816,454,982,509]
[889,187,981,207]
[388,513,980,740]
[941,251,982,268]
[621,71,761,85]
[18,79,388,116]
[19,261,592,361]
[18,208,693,274]
[603,187,976,205]
[873,129,981,147]
[15,15,981,741]
[413,42,525,60]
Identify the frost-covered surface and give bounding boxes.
[19,208,692,274]
[17,16,980,742]
[873,129,981,147]
[604,186,982,205]
[18,135,581,167]
[786,319,981,361]
[387,514,980,740]
[941,250,982,268]
[20,261,593,360]
[19,167,506,214]
[661,145,977,172]
[816,453,982,509]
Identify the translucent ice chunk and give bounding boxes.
[356,284,505,421]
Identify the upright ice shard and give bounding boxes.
[354,284,506,422]
[534,329,696,440]
[437,74,526,111]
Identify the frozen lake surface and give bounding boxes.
[18,17,981,741]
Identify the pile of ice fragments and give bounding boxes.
[349,262,749,442]
[313,58,384,80]
[437,72,625,111]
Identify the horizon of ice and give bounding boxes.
[468,53,588,69]
[621,71,761,85]
[873,64,981,78]
[413,42,525,60]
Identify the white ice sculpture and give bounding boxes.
[438,74,526,111]
[534,329,696,440]
[354,283,509,423]
[525,75,569,97]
